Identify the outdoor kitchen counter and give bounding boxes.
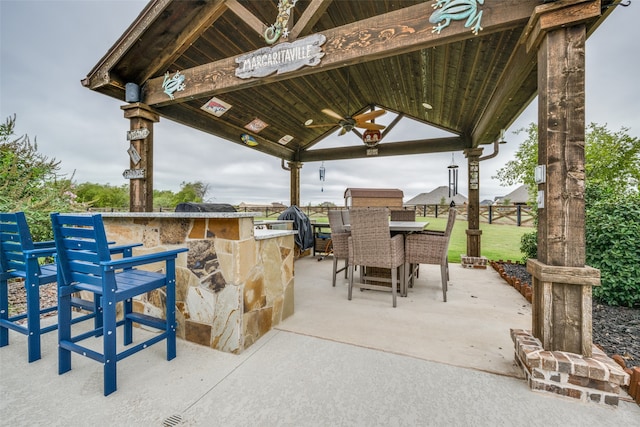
[100,212,295,354]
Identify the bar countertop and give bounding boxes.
[97,212,260,219]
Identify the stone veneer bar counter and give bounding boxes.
[99,212,296,354]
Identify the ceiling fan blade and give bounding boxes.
[321,108,344,120]
[354,109,386,122]
[356,122,386,130]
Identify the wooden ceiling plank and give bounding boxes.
[141,0,228,83]
[466,31,513,129]
[289,0,333,40]
[142,0,540,106]
[159,103,296,160]
[225,0,266,38]
[472,2,601,146]
[471,42,537,146]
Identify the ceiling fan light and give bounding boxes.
[422,102,433,110]
[304,119,314,126]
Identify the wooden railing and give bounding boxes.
[410,204,534,226]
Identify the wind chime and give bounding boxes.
[448,154,458,198]
[319,162,326,192]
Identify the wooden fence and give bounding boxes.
[411,204,535,227]
[89,204,535,227]
[239,204,535,226]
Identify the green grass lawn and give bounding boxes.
[417,217,530,263]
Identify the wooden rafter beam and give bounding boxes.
[522,0,600,53]
[83,0,228,90]
[299,136,469,162]
[225,0,265,38]
[289,0,333,40]
[141,0,229,83]
[83,0,173,90]
[142,0,541,106]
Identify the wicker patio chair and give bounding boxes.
[327,210,350,287]
[347,208,405,307]
[405,208,457,302]
[390,209,416,221]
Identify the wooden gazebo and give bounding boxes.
[83,0,618,369]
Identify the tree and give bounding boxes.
[492,123,539,205]
[74,182,129,208]
[172,181,208,205]
[0,115,85,240]
[153,189,176,210]
[495,123,640,203]
[495,122,640,307]
[584,123,640,200]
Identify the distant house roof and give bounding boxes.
[405,186,468,206]
[494,184,531,205]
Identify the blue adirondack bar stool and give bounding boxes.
[0,212,141,363]
[51,213,187,396]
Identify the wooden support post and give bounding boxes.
[527,260,600,356]
[464,148,483,257]
[288,161,302,207]
[121,103,159,212]
[525,1,601,356]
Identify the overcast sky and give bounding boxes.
[1,1,638,206]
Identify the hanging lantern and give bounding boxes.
[319,162,326,192]
[448,153,458,198]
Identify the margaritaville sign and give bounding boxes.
[235,34,326,79]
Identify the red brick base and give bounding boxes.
[511,329,630,406]
[461,255,488,269]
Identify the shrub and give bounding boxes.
[1,115,84,241]
[520,230,537,263]
[586,194,640,307]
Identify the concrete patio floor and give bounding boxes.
[1,255,639,426]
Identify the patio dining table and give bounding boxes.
[344,221,429,233]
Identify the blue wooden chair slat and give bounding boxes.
[69,271,104,288]
[0,212,143,363]
[68,258,103,275]
[51,213,187,396]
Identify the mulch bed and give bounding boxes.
[491,260,639,370]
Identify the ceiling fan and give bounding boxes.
[305,108,387,136]
[304,69,386,136]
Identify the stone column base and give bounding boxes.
[511,329,630,406]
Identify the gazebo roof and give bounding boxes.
[82,0,615,163]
